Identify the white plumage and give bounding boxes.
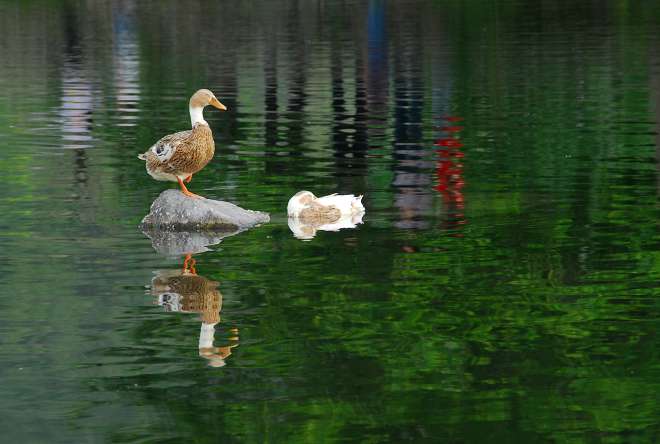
[287,190,365,218]
[316,193,365,214]
[286,190,365,239]
[152,142,175,162]
[157,293,183,312]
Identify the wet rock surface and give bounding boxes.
[140,190,270,231]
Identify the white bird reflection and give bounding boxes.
[288,212,365,240]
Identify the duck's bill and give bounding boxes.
[210,97,227,111]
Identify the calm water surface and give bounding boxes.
[1,0,660,442]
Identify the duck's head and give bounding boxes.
[189,89,227,126]
[287,190,316,217]
[287,217,317,240]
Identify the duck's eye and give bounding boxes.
[156,146,164,154]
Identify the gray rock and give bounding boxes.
[140,189,270,231]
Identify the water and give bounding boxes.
[1,0,660,442]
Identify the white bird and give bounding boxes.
[287,191,365,220]
[286,191,365,239]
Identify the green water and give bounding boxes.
[1,0,660,442]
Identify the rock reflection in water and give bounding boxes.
[152,258,238,368]
[141,227,240,257]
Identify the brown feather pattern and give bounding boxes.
[299,202,342,224]
[141,123,215,180]
[152,272,222,324]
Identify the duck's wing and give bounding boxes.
[138,130,193,165]
[318,213,362,231]
[303,201,342,222]
[316,194,365,214]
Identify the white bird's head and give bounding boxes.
[287,217,317,240]
[287,190,316,217]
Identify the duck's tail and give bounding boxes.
[137,152,147,160]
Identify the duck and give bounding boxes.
[138,89,227,198]
[287,191,365,220]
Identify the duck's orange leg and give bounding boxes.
[177,176,202,199]
[183,253,198,275]
[185,174,193,183]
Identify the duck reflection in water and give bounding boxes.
[151,254,238,367]
[288,213,365,240]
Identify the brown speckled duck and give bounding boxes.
[138,89,227,198]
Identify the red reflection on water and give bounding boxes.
[434,116,466,233]
[441,126,464,133]
[434,138,464,148]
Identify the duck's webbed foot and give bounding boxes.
[177,177,203,199]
